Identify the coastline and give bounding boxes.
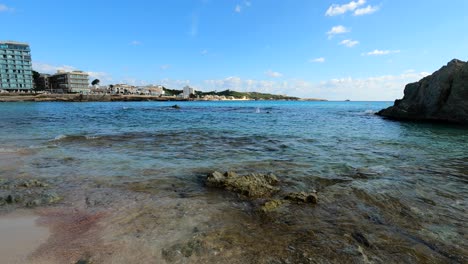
[0,94,327,102]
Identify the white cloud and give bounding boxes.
[32,62,112,83]
[0,4,13,12]
[201,49,209,55]
[32,62,77,73]
[308,72,430,100]
[204,77,280,94]
[354,5,379,16]
[340,39,359,47]
[138,70,431,100]
[265,70,283,78]
[121,78,148,86]
[327,25,350,38]
[310,57,325,63]
[235,1,251,13]
[325,0,366,16]
[160,65,171,70]
[200,71,430,100]
[363,49,400,56]
[87,72,113,82]
[130,40,142,46]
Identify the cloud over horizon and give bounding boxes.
[198,71,431,100]
[32,62,112,83]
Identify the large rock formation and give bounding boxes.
[377,59,468,124]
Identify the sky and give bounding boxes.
[1,0,467,100]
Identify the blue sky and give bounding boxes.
[1,0,467,100]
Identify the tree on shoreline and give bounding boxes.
[32,70,44,91]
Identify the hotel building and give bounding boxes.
[0,41,34,91]
[48,70,90,94]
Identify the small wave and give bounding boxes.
[53,134,99,142]
[364,109,377,115]
[0,147,19,153]
[54,134,68,140]
[85,135,101,140]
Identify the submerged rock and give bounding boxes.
[0,178,60,208]
[162,238,205,262]
[19,179,49,188]
[26,192,61,207]
[261,199,284,212]
[206,171,280,198]
[377,59,468,124]
[284,191,318,204]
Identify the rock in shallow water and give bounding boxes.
[284,191,318,204]
[377,59,468,124]
[206,171,319,212]
[0,177,60,208]
[206,171,280,198]
[261,199,285,212]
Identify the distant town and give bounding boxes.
[0,40,310,102]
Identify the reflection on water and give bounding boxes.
[0,101,467,263]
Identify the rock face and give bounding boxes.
[377,59,468,124]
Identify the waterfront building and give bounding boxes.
[138,85,165,96]
[183,86,195,99]
[0,41,34,91]
[48,70,90,94]
[37,74,51,90]
[110,84,136,94]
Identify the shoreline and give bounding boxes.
[0,94,327,102]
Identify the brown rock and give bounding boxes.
[206,171,280,198]
[285,191,318,204]
[377,59,468,124]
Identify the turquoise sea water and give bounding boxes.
[0,101,467,262]
[1,101,466,177]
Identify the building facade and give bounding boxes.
[0,41,33,91]
[183,86,195,99]
[138,85,165,96]
[48,70,90,94]
[37,74,51,90]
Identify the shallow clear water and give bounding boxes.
[1,101,466,177]
[0,101,467,263]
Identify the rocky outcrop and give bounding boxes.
[206,171,318,213]
[377,59,468,124]
[206,171,280,198]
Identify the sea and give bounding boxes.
[0,101,466,263]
